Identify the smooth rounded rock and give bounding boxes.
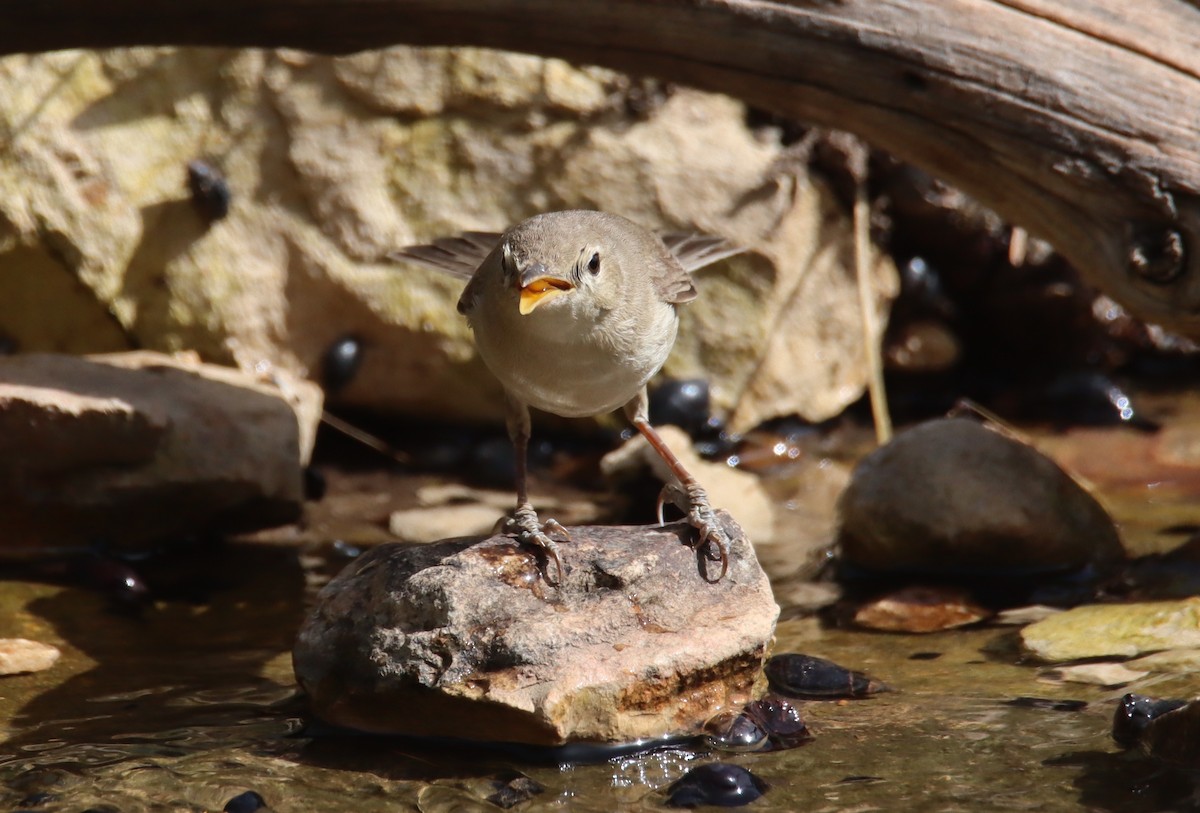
[837,417,1123,577]
[666,763,768,808]
[293,513,777,746]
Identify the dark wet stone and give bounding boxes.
[666,763,768,808]
[702,710,769,753]
[837,417,1124,578]
[1112,693,1188,748]
[1023,371,1157,431]
[186,159,231,221]
[765,653,888,699]
[69,552,151,609]
[223,790,267,813]
[1122,535,1200,600]
[485,771,545,809]
[322,335,363,395]
[1132,698,1200,767]
[651,379,713,437]
[909,651,942,661]
[743,697,811,751]
[468,436,518,486]
[837,775,884,784]
[303,467,327,501]
[17,791,55,807]
[1005,697,1087,712]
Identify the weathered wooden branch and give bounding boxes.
[5,0,1200,334]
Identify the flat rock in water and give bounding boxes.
[853,585,991,633]
[293,513,778,746]
[0,351,322,550]
[837,417,1123,577]
[1021,599,1200,662]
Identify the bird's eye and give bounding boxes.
[587,252,601,274]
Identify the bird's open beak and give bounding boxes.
[517,264,574,315]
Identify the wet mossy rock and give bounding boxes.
[837,418,1123,577]
[293,513,778,746]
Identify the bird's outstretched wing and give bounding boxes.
[389,231,502,280]
[659,232,744,273]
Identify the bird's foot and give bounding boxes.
[506,503,570,585]
[657,482,731,582]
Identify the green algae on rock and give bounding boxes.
[1021,598,1200,662]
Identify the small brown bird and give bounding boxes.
[394,210,742,583]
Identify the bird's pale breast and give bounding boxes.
[469,292,678,418]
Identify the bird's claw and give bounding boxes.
[506,504,569,585]
[657,482,732,582]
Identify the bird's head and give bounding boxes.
[499,212,628,318]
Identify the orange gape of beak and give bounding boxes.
[518,277,573,315]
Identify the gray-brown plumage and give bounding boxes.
[393,210,742,583]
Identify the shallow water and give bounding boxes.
[3,398,1200,812]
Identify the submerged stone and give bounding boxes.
[293,513,778,746]
[665,763,768,808]
[853,585,990,633]
[837,417,1123,578]
[764,653,888,699]
[763,657,888,700]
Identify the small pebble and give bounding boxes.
[70,554,151,609]
[743,697,811,751]
[650,379,713,437]
[186,159,232,221]
[703,710,769,753]
[322,335,363,394]
[765,653,888,699]
[223,790,267,813]
[485,771,544,809]
[0,639,60,676]
[666,763,767,808]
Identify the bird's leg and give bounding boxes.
[504,395,568,584]
[624,393,731,582]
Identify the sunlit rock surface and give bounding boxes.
[0,48,896,431]
[0,351,321,550]
[1021,598,1200,661]
[293,513,778,745]
[837,417,1124,577]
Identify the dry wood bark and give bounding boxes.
[5,0,1200,334]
